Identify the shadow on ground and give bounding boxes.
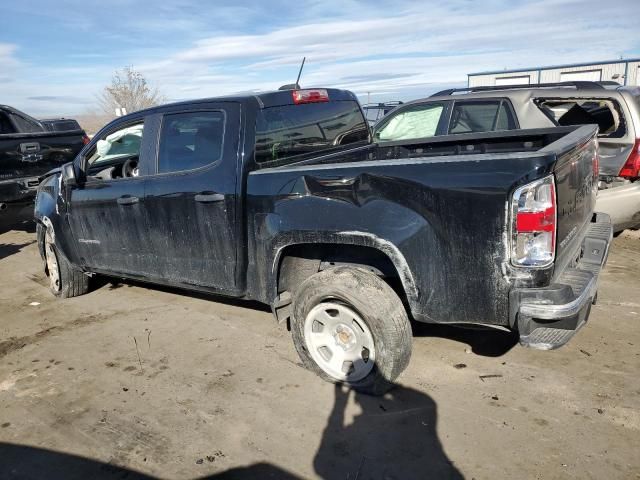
[413,321,519,357]
[0,384,461,480]
[0,241,36,261]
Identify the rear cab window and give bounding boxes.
[255,100,369,166]
[535,97,626,138]
[50,120,81,132]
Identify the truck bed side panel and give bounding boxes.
[246,151,555,326]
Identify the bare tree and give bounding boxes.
[98,66,165,116]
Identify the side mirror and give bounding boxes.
[61,163,77,187]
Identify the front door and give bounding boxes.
[67,117,152,274]
[142,104,240,293]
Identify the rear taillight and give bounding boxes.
[82,134,90,145]
[292,89,329,104]
[511,175,556,267]
[618,138,640,179]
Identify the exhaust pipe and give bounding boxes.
[0,203,7,211]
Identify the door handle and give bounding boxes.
[195,192,224,203]
[117,195,139,205]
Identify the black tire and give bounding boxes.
[43,227,90,298]
[290,266,412,395]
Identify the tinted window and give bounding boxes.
[50,120,81,131]
[375,103,444,141]
[255,101,368,164]
[449,101,515,134]
[0,112,16,134]
[88,123,144,166]
[11,113,44,133]
[158,111,225,173]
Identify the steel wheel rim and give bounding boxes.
[45,232,61,293]
[303,302,376,382]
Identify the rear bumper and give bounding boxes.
[596,182,640,232]
[513,213,613,350]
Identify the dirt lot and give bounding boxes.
[0,221,639,480]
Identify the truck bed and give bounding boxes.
[246,125,599,327]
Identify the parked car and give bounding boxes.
[40,117,83,133]
[0,105,89,225]
[34,88,611,394]
[362,101,403,125]
[372,81,640,233]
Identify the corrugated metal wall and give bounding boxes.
[539,63,625,83]
[469,60,640,87]
[628,62,640,86]
[468,71,539,87]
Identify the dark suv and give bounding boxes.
[372,82,640,233]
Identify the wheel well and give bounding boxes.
[276,243,410,316]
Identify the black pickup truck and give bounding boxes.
[1,105,88,224]
[34,88,612,394]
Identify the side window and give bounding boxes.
[535,98,625,138]
[87,123,144,167]
[0,112,17,134]
[10,113,44,133]
[374,103,444,142]
[449,101,515,134]
[158,111,225,174]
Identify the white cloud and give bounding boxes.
[2,0,639,114]
[137,0,640,101]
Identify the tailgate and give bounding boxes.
[544,125,599,263]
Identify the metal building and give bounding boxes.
[468,58,640,87]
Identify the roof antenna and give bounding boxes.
[295,57,306,89]
[279,57,306,90]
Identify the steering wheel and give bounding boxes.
[122,157,139,178]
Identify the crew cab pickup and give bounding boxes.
[0,105,88,224]
[34,88,612,394]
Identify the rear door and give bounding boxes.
[142,103,241,293]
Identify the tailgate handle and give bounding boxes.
[117,195,139,205]
[195,192,224,203]
[20,142,40,153]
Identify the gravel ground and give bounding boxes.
[0,222,639,480]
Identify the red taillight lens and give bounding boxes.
[511,175,557,267]
[618,138,640,179]
[82,134,90,145]
[292,89,329,104]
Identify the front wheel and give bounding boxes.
[43,226,90,298]
[291,267,412,395]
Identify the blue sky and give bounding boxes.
[1,0,639,116]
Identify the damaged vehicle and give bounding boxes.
[0,104,88,225]
[35,88,611,394]
[373,81,640,234]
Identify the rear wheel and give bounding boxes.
[291,267,412,395]
[44,227,89,298]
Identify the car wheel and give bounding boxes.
[291,266,412,395]
[44,227,89,298]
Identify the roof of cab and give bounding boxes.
[129,88,359,117]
